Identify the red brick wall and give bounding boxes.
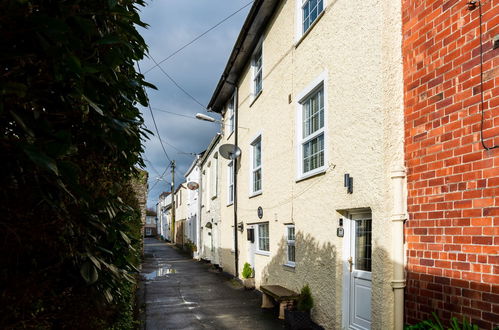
[402,0,499,328]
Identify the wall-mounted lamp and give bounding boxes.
[237,222,244,232]
[344,174,353,194]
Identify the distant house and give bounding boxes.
[199,134,222,266]
[184,153,204,259]
[157,192,171,241]
[174,184,188,246]
[144,209,157,237]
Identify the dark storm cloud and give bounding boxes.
[138,0,249,207]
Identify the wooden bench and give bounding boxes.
[260,285,300,320]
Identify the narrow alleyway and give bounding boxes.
[139,238,286,330]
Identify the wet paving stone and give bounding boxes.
[139,238,286,330]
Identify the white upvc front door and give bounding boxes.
[343,211,372,330]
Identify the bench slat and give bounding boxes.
[261,285,299,300]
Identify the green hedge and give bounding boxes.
[0,0,152,327]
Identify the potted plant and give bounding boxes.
[241,262,255,289]
[285,284,314,329]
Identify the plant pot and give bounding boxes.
[242,277,255,290]
[285,309,312,330]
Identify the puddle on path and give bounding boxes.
[145,265,176,280]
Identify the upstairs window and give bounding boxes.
[251,136,262,195]
[252,46,263,96]
[210,153,218,198]
[227,94,235,134]
[301,86,324,174]
[302,0,324,33]
[286,225,296,266]
[227,160,234,205]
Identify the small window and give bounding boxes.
[302,0,324,33]
[227,160,234,205]
[286,225,296,266]
[257,223,270,253]
[252,46,263,96]
[300,85,325,175]
[251,136,262,195]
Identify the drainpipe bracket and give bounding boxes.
[391,279,406,289]
[391,166,406,179]
[391,214,407,222]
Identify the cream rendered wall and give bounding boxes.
[200,141,222,265]
[218,117,236,274]
[228,0,403,329]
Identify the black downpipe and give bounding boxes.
[233,87,239,278]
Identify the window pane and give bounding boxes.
[288,244,295,262]
[302,88,324,138]
[253,169,261,192]
[254,140,261,168]
[355,219,372,272]
[303,134,324,172]
[258,223,269,251]
[288,226,295,240]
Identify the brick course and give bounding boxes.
[403,0,498,328]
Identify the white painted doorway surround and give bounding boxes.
[342,210,372,330]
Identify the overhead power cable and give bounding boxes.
[143,0,254,74]
[149,54,207,110]
[137,62,172,164]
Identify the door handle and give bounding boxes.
[348,257,353,273]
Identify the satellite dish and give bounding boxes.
[186,181,199,190]
[219,144,241,160]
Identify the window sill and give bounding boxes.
[226,130,234,140]
[211,195,217,200]
[249,90,263,108]
[227,202,234,207]
[255,250,270,257]
[296,167,327,183]
[295,10,326,49]
[283,263,296,271]
[249,191,262,199]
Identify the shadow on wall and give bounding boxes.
[405,269,499,329]
[259,232,339,329]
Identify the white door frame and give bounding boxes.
[248,225,256,270]
[342,210,372,330]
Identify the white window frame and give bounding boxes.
[285,225,296,267]
[295,0,326,41]
[210,153,218,199]
[249,134,262,196]
[226,93,235,136]
[251,40,263,99]
[227,160,234,205]
[296,71,328,181]
[255,222,270,255]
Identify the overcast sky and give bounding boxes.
[137,0,251,208]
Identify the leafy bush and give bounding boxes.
[242,262,253,279]
[297,284,314,312]
[405,312,479,330]
[0,0,152,327]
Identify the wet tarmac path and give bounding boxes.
[139,238,286,330]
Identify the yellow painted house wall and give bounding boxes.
[215,0,404,329]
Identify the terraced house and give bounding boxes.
[183,0,498,328]
[203,0,406,328]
